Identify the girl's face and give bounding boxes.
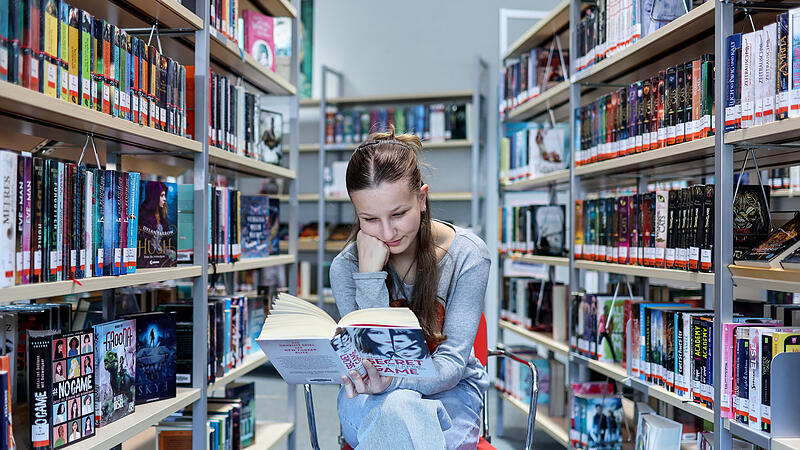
[391,333,423,359]
[350,181,428,256]
[159,190,166,208]
[365,328,394,355]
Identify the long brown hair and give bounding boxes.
[346,127,445,345]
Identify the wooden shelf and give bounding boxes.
[326,91,473,106]
[729,264,800,293]
[628,378,714,422]
[574,260,715,284]
[212,255,296,274]
[209,33,296,95]
[505,81,570,123]
[249,0,298,18]
[573,137,716,179]
[298,139,474,152]
[70,0,203,30]
[726,116,800,148]
[124,419,293,450]
[0,266,201,303]
[209,146,295,179]
[572,1,714,85]
[570,352,628,382]
[86,388,201,450]
[207,353,269,394]
[499,391,569,447]
[504,0,570,59]
[279,240,348,252]
[499,320,569,356]
[504,253,570,267]
[0,80,202,153]
[502,169,570,190]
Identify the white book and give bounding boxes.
[755,29,766,127]
[763,23,777,123]
[742,32,757,127]
[748,328,762,430]
[789,8,800,117]
[0,151,16,288]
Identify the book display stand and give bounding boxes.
[493,1,800,449]
[0,0,301,448]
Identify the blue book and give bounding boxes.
[126,172,140,273]
[725,33,742,132]
[224,298,232,370]
[102,170,117,276]
[120,312,176,404]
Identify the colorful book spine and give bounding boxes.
[84,169,93,278]
[31,157,44,283]
[103,170,115,276]
[790,9,800,116]
[115,169,125,275]
[92,168,104,277]
[59,1,69,101]
[778,13,790,120]
[726,33,742,131]
[126,172,139,274]
[764,23,777,123]
[56,161,64,279]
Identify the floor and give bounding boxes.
[244,365,564,450]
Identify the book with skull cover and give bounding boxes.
[733,185,771,260]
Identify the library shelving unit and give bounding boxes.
[0,0,302,449]
[494,1,800,449]
[287,63,489,308]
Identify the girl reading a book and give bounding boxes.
[330,127,490,450]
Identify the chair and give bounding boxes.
[303,313,540,450]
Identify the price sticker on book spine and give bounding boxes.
[644,247,655,265]
[97,249,104,269]
[667,126,676,145]
[655,247,665,266]
[0,48,7,75]
[635,134,643,151]
[665,248,676,266]
[657,128,666,147]
[676,123,685,142]
[50,251,59,275]
[47,64,57,89]
[15,252,22,272]
[34,251,41,276]
[114,248,122,269]
[79,250,85,271]
[619,246,628,261]
[700,249,712,270]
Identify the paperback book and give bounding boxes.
[93,319,136,426]
[258,293,436,384]
[137,181,177,268]
[120,312,177,404]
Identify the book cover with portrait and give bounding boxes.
[137,181,178,268]
[93,319,136,427]
[241,195,280,258]
[120,312,177,404]
[257,293,436,385]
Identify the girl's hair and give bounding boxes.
[346,126,445,345]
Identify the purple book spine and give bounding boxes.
[618,196,630,264]
[22,153,32,285]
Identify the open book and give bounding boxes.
[257,293,436,384]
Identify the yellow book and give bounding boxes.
[59,2,70,100]
[68,7,80,104]
[43,0,59,98]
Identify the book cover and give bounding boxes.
[121,312,176,404]
[242,10,275,72]
[534,205,565,257]
[733,186,775,261]
[137,181,177,268]
[258,293,435,384]
[27,329,58,448]
[52,329,96,446]
[93,319,136,426]
[241,195,276,259]
[225,382,255,447]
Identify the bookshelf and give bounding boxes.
[124,419,293,450]
[0,0,302,448]
[495,1,800,449]
[503,253,570,267]
[298,139,473,152]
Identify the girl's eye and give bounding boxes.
[363,218,376,222]
[393,211,406,217]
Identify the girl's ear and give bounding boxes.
[419,184,429,211]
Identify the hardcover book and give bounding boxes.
[242,10,275,72]
[258,293,436,384]
[93,319,136,426]
[241,195,279,259]
[120,312,177,404]
[137,181,177,268]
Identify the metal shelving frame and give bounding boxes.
[0,0,302,447]
[494,1,800,449]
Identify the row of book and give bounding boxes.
[215,5,292,80]
[0,1,188,137]
[767,166,800,191]
[155,382,257,449]
[0,151,283,288]
[204,70,284,165]
[724,11,800,131]
[500,280,568,338]
[574,186,715,272]
[499,47,568,114]
[574,56,715,167]
[574,0,699,73]
[493,345,568,418]
[499,123,568,184]
[498,204,566,257]
[324,103,469,145]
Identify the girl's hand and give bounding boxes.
[356,230,389,273]
[341,359,392,398]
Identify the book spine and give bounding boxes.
[75,165,84,278]
[700,185,714,272]
[761,332,773,432]
[764,23,777,123]
[654,190,668,267]
[94,169,104,277]
[748,329,762,430]
[27,332,52,449]
[68,7,79,104]
[42,0,57,98]
[735,329,750,423]
[15,153,24,285]
[46,160,57,282]
[0,152,16,287]
[778,13,790,120]
[32,157,43,283]
[84,169,92,278]
[118,170,127,275]
[114,170,123,275]
[726,34,742,131]
[742,32,756,127]
[112,25,120,118]
[126,172,139,273]
[102,170,114,276]
[58,1,68,101]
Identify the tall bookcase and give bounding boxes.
[494,1,800,449]
[0,0,302,448]
[280,60,489,309]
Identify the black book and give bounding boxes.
[738,213,800,267]
[688,185,705,272]
[733,185,771,260]
[676,64,685,143]
[666,190,677,268]
[120,312,177,404]
[157,303,193,387]
[701,185,714,272]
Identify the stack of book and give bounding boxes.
[325,103,468,144]
[575,56,715,167]
[499,123,569,184]
[0,2,188,137]
[575,185,717,272]
[500,47,568,113]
